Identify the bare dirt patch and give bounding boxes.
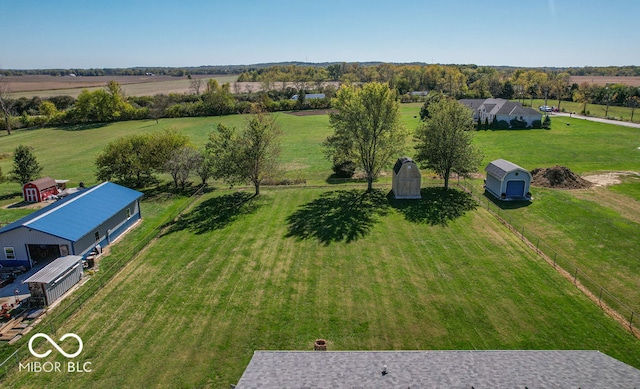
[530,166,592,189]
[2,74,212,93]
[582,171,639,187]
[570,76,640,87]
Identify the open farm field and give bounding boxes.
[4,74,237,99]
[5,187,640,388]
[570,75,640,87]
[1,106,640,387]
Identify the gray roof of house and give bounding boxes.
[23,255,83,284]
[458,99,541,119]
[458,99,485,111]
[236,350,640,388]
[496,102,541,117]
[485,159,530,180]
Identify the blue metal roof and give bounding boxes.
[0,182,143,242]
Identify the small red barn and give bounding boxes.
[23,177,59,203]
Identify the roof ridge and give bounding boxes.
[24,182,109,227]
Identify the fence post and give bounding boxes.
[574,268,578,285]
[630,311,635,329]
[553,252,557,268]
[521,226,525,240]
[598,287,603,306]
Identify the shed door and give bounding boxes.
[25,187,38,202]
[506,180,525,197]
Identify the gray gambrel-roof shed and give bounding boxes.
[485,159,532,201]
[392,157,421,199]
[235,350,640,388]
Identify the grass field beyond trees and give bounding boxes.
[0,105,639,387]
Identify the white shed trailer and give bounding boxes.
[485,159,532,201]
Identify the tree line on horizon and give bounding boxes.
[2,63,640,78]
[1,63,640,134]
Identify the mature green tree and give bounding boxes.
[207,109,282,196]
[0,79,13,135]
[150,94,171,124]
[194,149,214,186]
[414,99,483,190]
[164,145,201,190]
[419,91,445,121]
[202,80,235,115]
[96,134,150,185]
[324,82,406,192]
[574,83,595,115]
[551,72,571,110]
[11,145,43,185]
[626,95,640,122]
[68,81,134,123]
[96,130,189,187]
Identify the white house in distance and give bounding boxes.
[291,93,326,101]
[459,98,542,127]
[485,159,532,201]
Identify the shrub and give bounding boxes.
[531,120,542,129]
[332,160,356,178]
[495,120,510,130]
[509,117,528,129]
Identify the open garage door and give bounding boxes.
[506,180,525,197]
[27,244,62,262]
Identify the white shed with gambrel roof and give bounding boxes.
[485,159,532,201]
[392,157,421,199]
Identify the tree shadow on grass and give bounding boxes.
[164,192,261,235]
[388,187,478,226]
[286,189,389,245]
[54,123,108,131]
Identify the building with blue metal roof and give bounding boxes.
[0,182,143,268]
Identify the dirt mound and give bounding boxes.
[530,166,592,189]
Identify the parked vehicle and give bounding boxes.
[539,105,552,112]
[0,273,16,288]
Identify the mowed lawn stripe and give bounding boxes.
[6,188,640,388]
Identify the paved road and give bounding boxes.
[552,112,640,129]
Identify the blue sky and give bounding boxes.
[1,0,638,69]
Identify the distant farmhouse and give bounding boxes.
[459,98,542,128]
[291,93,326,101]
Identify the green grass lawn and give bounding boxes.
[1,106,640,387]
[473,115,640,174]
[5,187,640,388]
